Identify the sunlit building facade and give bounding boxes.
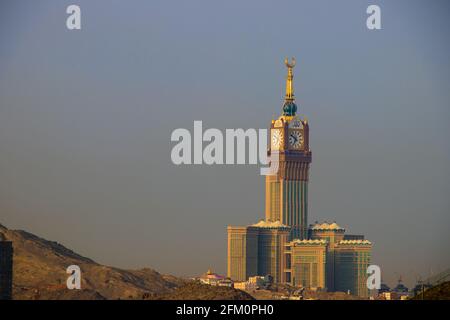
[285,239,327,289]
[227,226,258,282]
[254,221,290,284]
[309,222,345,291]
[334,240,372,297]
[264,58,311,240]
[226,59,372,297]
[227,221,290,284]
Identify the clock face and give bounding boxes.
[271,129,283,149]
[288,130,303,149]
[290,119,302,129]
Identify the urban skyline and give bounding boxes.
[1,0,449,289]
[227,60,372,297]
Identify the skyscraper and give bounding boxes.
[0,232,13,300]
[265,58,311,240]
[334,240,372,298]
[226,59,372,297]
[286,239,327,288]
[309,222,346,289]
[308,222,372,293]
[227,221,290,284]
[253,221,290,284]
[227,226,258,281]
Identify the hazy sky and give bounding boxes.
[1,0,449,288]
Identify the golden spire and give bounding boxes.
[284,57,296,102]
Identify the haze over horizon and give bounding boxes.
[1,0,450,288]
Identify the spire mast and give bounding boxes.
[284,57,296,102]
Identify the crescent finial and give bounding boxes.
[285,57,296,68]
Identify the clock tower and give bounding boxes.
[266,58,312,240]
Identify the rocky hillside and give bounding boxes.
[410,281,450,300]
[0,223,184,300]
[147,282,254,300]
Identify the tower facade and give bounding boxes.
[286,239,327,289]
[226,59,372,296]
[334,240,372,298]
[265,58,312,240]
[227,221,290,284]
[227,226,258,281]
[309,222,346,291]
[254,221,290,284]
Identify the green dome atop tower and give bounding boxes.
[282,101,297,116]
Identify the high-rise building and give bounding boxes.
[285,239,327,289]
[253,221,290,284]
[265,58,311,240]
[334,240,372,298]
[227,226,258,282]
[309,222,345,290]
[227,221,290,284]
[0,232,13,300]
[226,59,372,297]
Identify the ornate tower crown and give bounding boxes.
[282,57,298,117]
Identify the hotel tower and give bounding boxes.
[266,58,311,240]
[227,59,372,297]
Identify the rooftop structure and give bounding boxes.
[310,222,345,231]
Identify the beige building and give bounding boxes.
[309,222,345,291]
[286,239,327,289]
[227,226,258,282]
[226,60,372,297]
[334,240,372,298]
[308,222,372,295]
[234,276,270,291]
[262,58,312,240]
[227,221,289,284]
[233,281,255,291]
[254,221,290,284]
[227,221,372,295]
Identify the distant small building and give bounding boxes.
[378,283,391,294]
[391,277,411,299]
[380,291,411,301]
[199,269,232,287]
[377,278,413,300]
[234,281,256,291]
[393,277,409,294]
[217,278,233,287]
[234,275,271,291]
[0,232,13,300]
[248,275,271,289]
[381,291,397,300]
